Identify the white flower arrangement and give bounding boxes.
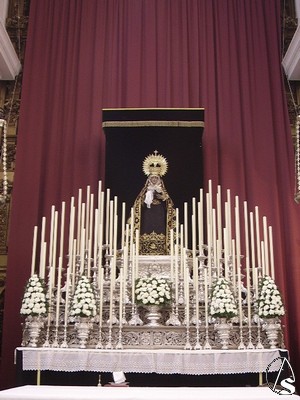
[70,275,97,318]
[209,277,238,320]
[20,274,48,317]
[257,275,285,319]
[135,276,171,306]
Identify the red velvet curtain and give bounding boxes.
[1,0,299,390]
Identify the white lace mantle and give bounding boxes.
[17,347,285,375]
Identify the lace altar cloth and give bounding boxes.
[0,386,299,400]
[17,347,284,375]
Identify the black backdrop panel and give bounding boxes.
[102,108,204,223]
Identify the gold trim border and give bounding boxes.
[102,120,205,128]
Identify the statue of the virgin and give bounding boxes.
[130,151,176,255]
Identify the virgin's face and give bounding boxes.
[149,175,160,185]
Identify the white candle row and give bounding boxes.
[28,181,278,332]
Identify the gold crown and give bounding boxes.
[143,150,168,176]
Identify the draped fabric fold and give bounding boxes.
[1,0,299,391]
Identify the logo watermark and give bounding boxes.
[266,357,296,395]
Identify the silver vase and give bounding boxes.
[146,305,162,327]
[27,316,44,347]
[215,317,232,349]
[75,317,92,348]
[263,317,280,349]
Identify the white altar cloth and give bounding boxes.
[17,347,285,375]
[0,385,299,400]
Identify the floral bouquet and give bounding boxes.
[257,275,285,319]
[209,277,238,320]
[20,274,48,317]
[70,275,97,318]
[135,276,171,306]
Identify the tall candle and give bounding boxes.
[88,193,95,256]
[109,200,114,254]
[198,189,204,253]
[121,202,126,248]
[269,226,275,280]
[87,194,94,277]
[226,189,232,254]
[52,211,58,275]
[235,196,243,327]
[250,212,256,284]
[86,186,91,245]
[31,226,38,276]
[97,180,102,213]
[40,242,47,280]
[80,202,86,258]
[192,213,199,327]
[39,217,46,278]
[255,207,261,273]
[99,190,105,242]
[48,205,55,268]
[206,193,212,284]
[191,215,196,288]
[263,217,269,276]
[99,190,104,230]
[217,185,222,246]
[58,205,64,272]
[208,180,212,212]
[77,189,82,253]
[59,202,66,258]
[68,200,75,275]
[184,202,188,249]
[192,197,196,218]
[243,201,250,289]
[112,209,118,288]
[105,188,110,245]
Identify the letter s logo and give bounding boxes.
[266,357,296,395]
[279,377,296,395]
